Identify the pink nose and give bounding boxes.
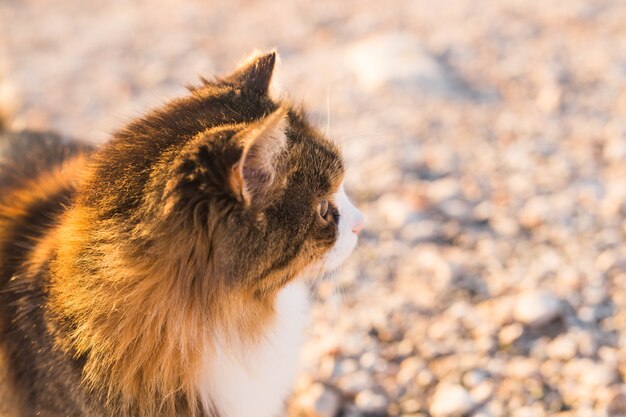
[352,220,364,235]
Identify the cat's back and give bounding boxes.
[0,129,92,417]
[0,129,92,279]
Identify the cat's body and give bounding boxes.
[0,52,362,417]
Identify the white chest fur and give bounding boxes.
[198,281,310,417]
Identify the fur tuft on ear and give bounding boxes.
[226,50,278,96]
[229,107,288,206]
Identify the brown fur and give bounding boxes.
[0,52,344,417]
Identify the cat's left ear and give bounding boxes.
[225,50,279,96]
[229,107,288,206]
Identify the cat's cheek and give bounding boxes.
[322,185,362,271]
[323,232,358,271]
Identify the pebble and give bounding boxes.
[400,398,422,414]
[293,383,342,417]
[579,362,618,387]
[462,369,489,388]
[345,31,454,94]
[561,359,618,396]
[355,390,388,413]
[397,357,425,385]
[376,195,417,229]
[470,380,495,403]
[430,383,475,417]
[336,370,373,396]
[607,390,626,417]
[513,291,563,327]
[415,368,435,388]
[546,335,578,360]
[499,323,524,346]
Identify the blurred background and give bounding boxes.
[2,1,626,416]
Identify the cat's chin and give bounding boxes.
[297,250,356,284]
[322,235,359,272]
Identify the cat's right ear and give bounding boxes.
[228,107,288,207]
[223,50,278,96]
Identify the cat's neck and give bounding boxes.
[198,280,310,417]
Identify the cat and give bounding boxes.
[0,51,363,417]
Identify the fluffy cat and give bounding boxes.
[0,51,363,417]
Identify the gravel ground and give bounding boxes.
[2,1,626,416]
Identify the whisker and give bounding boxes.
[304,262,325,300]
[327,270,341,328]
[325,87,331,137]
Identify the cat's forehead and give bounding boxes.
[284,110,344,193]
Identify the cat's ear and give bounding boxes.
[229,107,288,206]
[225,50,278,96]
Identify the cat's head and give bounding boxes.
[82,51,363,296]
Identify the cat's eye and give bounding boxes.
[318,199,330,221]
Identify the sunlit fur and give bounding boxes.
[0,52,360,417]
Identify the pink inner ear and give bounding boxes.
[230,108,288,206]
[242,166,274,200]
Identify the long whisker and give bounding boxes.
[327,269,341,328]
[304,262,325,300]
[325,87,331,137]
[311,264,326,298]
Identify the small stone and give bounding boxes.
[339,359,359,375]
[355,390,389,413]
[397,357,425,385]
[512,405,546,417]
[397,339,416,357]
[471,410,494,417]
[499,323,524,346]
[540,359,563,384]
[607,390,626,417]
[563,359,618,388]
[604,128,626,161]
[400,398,422,414]
[428,177,460,202]
[513,291,562,327]
[430,383,475,417]
[440,199,473,221]
[573,330,598,357]
[462,369,489,388]
[536,83,561,113]
[415,368,435,387]
[346,31,454,95]
[376,195,417,228]
[359,352,378,371]
[506,356,540,379]
[580,363,618,387]
[293,383,342,417]
[490,215,520,236]
[518,196,550,229]
[482,400,505,417]
[470,380,495,403]
[337,370,373,395]
[546,335,578,360]
[341,406,364,417]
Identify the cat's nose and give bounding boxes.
[352,212,364,235]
